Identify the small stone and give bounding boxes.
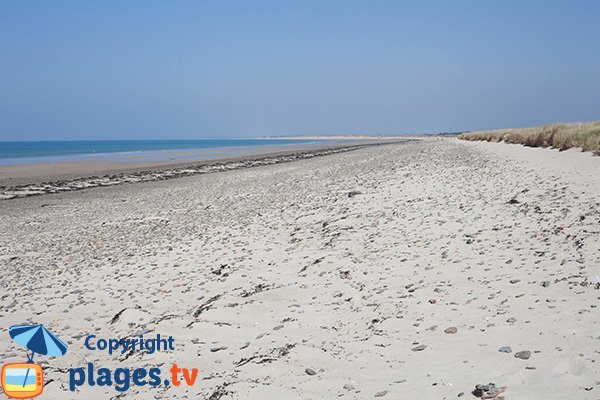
[541,281,551,288]
[509,279,520,284]
[305,368,317,376]
[411,345,427,351]
[514,350,531,360]
[498,346,512,353]
[375,390,389,397]
[343,384,355,391]
[506,317,516,323]
[458,392,464,397]
[210,346,228,352]
[444,327,458,334]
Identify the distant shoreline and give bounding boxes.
[0,138,411,200]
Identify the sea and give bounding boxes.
[0,139,331,166]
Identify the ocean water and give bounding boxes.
[0,139,329,166]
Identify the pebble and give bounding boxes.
[411,345,427,351]
[374,390,389,397]
[305,368,317,376]
[541,281,551,288]
[210,346,228,352]
[506,317,517,323]
[514,350,531,360]
[343,384,355,391]
[444,327,458,334]
[509,279,521,284]
[498,346,512,353]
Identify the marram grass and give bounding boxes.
[459,121,600,154]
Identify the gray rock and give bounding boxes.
[343,384,355,391]
[514,350,531,360]
[541,281,551,288]
[305,368,317,376]
[444,327,458,334]
[411,344,427,351]
[375,390,389,397]
[509,279,520,284]
[498,346,512,353]
[506,317,517,323]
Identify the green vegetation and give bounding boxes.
[459,121,600,154]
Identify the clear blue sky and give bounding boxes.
[1,1,599,140]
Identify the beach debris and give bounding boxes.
[374,390,389,397]
[207,383,232,400]
[110,308,127,324]
[211,264,229,276]
[347,191,362,198]
[472,383,506,398]
[444,327,458,334]
[541,280,551,288]
[507,196,520,204]
[411,344,427,351]
[305,368,316,376]
[210,346,228,352]
[299,257,324,274]
[514,350,531,360]
[234,343,295,367]
[193,295,221,317]
[343,383,355,391]
[241,283,275,298]
[498,346,512,353]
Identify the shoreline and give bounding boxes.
[0,139,410,200]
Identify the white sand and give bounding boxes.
[0,139,598,399]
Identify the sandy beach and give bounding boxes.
[1,138,599,399]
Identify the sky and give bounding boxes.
[1,1,599,140]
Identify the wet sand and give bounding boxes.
[0,138,599,399]
[0,139,405,197]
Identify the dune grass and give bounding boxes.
[459,121,600,154]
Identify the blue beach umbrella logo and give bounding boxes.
[1,324,68,396]
[9,325,68,360]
